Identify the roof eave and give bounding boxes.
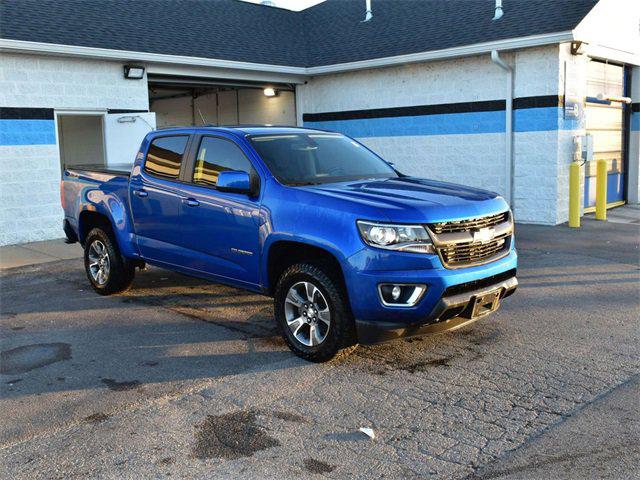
[0,38,309,79]
[306,31,575,75]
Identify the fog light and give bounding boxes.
[378,284,427,307]
[391,285,402,300]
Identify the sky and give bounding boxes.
[238,0,326,12]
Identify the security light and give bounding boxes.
[124,65,145,80]
[570,41,584,56]
[263,87,277,97]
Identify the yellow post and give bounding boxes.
[595,159,607,221]
[569,162,581,227]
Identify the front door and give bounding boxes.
[178,135,262,286]
[130,134,191,264]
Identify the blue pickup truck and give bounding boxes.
[61,126,517,361]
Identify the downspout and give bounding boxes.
[491,50,514,207]
[362,0,373,22]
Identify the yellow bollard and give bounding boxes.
[569,162,581,228]
[595,159,607,221]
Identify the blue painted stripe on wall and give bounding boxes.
[304,107,578,137]
[0,119,56,146]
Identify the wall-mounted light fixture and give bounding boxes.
[124,65,145,80]
[263,87,278,97]
[570,41,584,56]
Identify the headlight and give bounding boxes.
[357,221,435,254]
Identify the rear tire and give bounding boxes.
[274,263,356,362]
[84,227,135,295]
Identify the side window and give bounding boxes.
[193,137,254,187]
[144,135,189,180]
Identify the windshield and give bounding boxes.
[248,133,398,186]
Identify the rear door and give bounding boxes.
[130,134,191,264]
[178,134,262,286]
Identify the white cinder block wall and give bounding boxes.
[0,53,149,246]
[300,46,571,224]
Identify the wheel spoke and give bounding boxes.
[305,282,318,303]
[89,261,99,269]
[309,325,322,346]
[89,265,99,281]
[285,288,305,308]
[287,316,303,329]
[317,308,331,326]
[291,320,306,339]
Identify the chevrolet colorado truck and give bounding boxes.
[61,126,517,362]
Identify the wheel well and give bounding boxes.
[78,211,113,245]
[266,241,347,297]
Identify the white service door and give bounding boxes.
[104,112,157,166]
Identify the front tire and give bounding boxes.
[84,227,135,295]
[274,263,356,362]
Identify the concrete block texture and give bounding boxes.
[1,53,149,111]
[0,144,62,246]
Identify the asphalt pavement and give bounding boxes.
[0,219,638,479]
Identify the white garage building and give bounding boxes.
[0,0,638,245]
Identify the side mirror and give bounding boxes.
[217,170,256,195]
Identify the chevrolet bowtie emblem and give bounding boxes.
[473,227,496,243]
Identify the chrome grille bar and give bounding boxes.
[430,211,509,234]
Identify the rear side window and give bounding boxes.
[192,137,254,187]
[145,135,189,180]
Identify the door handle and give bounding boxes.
[183,198,200,207]
[133,189,148,198]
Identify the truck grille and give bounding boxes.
[427,211,513,269]
[429,211,509,234]
[439,235,509,267]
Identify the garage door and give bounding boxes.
[584,61,627,209]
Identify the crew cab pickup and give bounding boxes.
[61,126,517,361]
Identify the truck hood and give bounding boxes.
[298,177,510,223]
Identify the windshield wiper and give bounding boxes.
[288,181,322,186]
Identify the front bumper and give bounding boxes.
[343,246,518,343]
[355,274,517,344]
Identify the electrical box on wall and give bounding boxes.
[581,134,593,162]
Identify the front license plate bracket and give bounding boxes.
[469,289,502,319]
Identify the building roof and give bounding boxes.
[0,0,598,68]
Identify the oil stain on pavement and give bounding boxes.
[0,343,71,375]
[304,458,335,474]
[101,378,141,391]
[192,410,280,460]
[84,412,111,424]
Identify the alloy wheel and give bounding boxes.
[88,240,110,285]
[284,281,331,347]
